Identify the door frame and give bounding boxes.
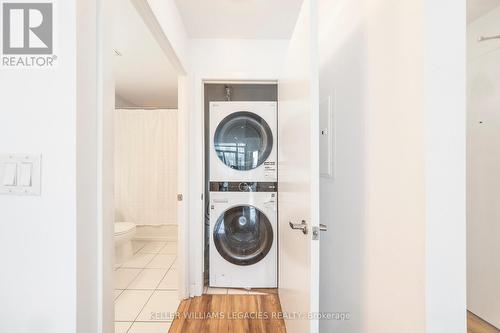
[190,76,279,297]
[129,0,190,299]
[95,0,190,331]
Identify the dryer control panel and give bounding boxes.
[210,181,277,192]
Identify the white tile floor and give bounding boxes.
[114,240,178,333]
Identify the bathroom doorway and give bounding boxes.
[113,109,179,332]
[110,0,188,332]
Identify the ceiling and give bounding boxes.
[468,0,500,23]
[174,0,304,39]
[113,0,178,108]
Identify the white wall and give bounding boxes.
[143,0,190,73]
[0,3,76,332]
[424,1,466,332]
[188,38,288,296]
[190,39,288,79]
[467,5,500,328]
[114,109,178,226]
[0,0,106,332]
[318,0,465,332]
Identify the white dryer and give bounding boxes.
[209,182,277,288]
[209,101,277,182]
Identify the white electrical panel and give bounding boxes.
[319,95,334,178]
[0,154,41,195]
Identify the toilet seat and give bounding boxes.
[115,222,136,236]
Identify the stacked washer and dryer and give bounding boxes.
[209,101,278,288]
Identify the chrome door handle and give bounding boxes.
[289,220,308,235]
[320,224,327,231]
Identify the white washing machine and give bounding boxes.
[209,101,277,182]
[209,182,277,288]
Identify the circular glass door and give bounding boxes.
[213,205,273,266]
[214,111,273,171]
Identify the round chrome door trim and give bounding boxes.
[213,111,273,171]
[213,204,274,266]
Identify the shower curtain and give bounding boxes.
[114,109,178,226]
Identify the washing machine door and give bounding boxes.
[213,205,273,266]
[214,111,273,171]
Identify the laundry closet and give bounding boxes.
[172,3,323,329]
[203,83,278,292]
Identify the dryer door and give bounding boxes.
[213,205,273,266]
[214,111,273,171]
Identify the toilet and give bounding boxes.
[114,222,137,265]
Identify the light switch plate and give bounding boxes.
[0,154,41,195]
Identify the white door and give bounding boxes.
[467,28,500,327]
[278,0,320,332]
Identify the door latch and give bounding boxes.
[312,224,328,240]
[177,194,183,201]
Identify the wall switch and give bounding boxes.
[0,154,41,195]
[2,163,17,186]
[19,163,32,186]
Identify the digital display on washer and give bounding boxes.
[213,205,273,266]
[214,111,273,171]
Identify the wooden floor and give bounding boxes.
[468,312,500,333]
[170,300,499,333]
[169,293,287,333]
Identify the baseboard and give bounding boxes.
[133,224,177,242]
